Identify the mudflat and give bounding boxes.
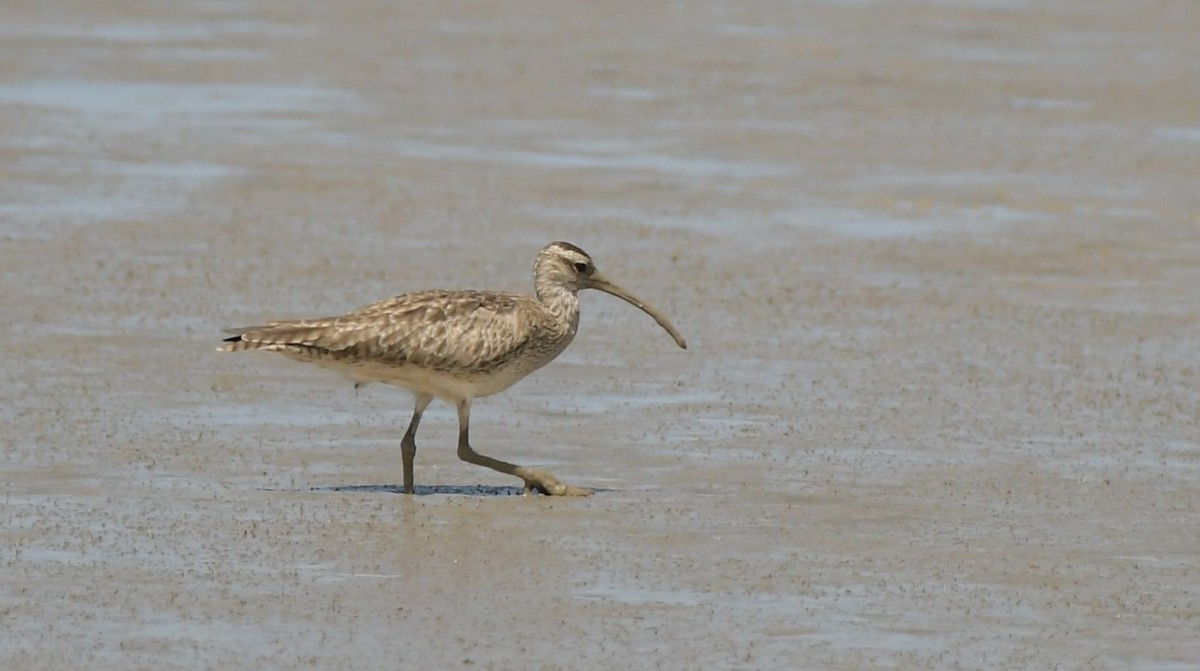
[2,1,1197,668]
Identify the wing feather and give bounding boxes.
[220,290,540,374]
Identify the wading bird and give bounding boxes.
[219,241,686,495]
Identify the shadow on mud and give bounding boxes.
[305,483,609,496]
[313,483,527,496]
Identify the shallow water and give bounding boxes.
[2,0,1199,669]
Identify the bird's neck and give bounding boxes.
[535,282,581,336]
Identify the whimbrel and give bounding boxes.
[219,241,686,496]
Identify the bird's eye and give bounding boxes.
[573,262,589,273]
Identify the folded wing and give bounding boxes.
[220,290,538,374]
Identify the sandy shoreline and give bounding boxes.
[3,1,1198,668]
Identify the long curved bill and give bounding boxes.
[587,271,688,350]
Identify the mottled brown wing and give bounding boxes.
[221,290,538,373]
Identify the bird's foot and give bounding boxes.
[516,468,593,497]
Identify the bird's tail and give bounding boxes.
[216,321,338,353]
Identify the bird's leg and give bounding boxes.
[454,399,592,497]
[401,394,433,494]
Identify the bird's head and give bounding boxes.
[534,241,687,349]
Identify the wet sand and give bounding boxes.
[2,0,1199,668]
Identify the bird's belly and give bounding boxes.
[312,357,535,402]
[277,326,573,402]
